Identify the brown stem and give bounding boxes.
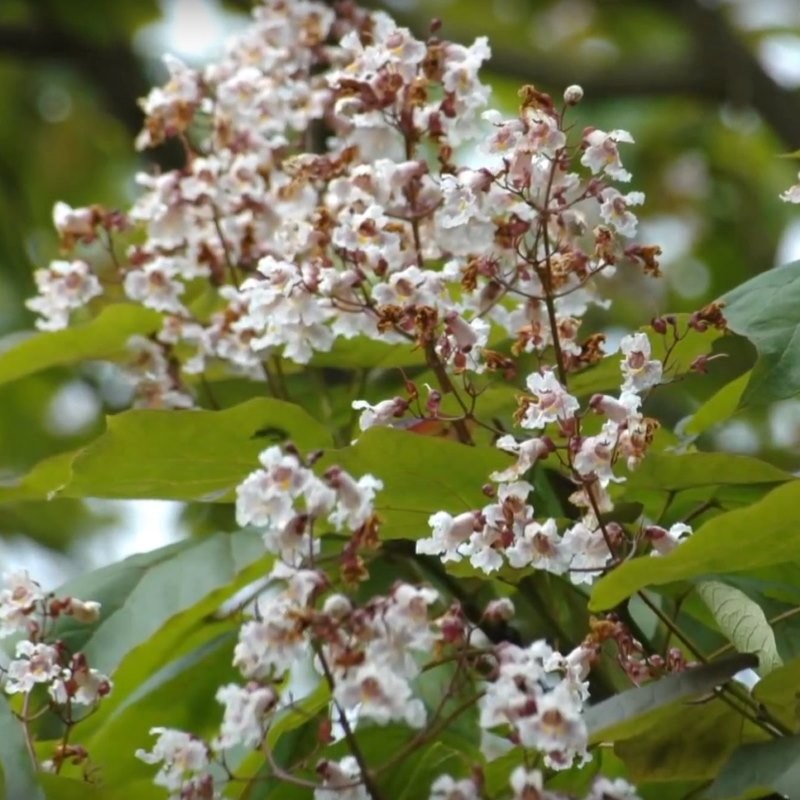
[538,158,569,387]
[314,646,385,800]
[424,342,474,445]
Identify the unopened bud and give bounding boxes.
[651,316,668,335]
[484,598,515,622]
[67,598,101,624]
[563,84,584,105]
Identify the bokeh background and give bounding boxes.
[2,0,800,583]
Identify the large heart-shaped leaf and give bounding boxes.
[63,398,333,502]
[620,452,790,493]
[683,371,750,437]
[591,480,800,610]
[753,655,800,731]
[613,699,752,782]
[706,736,800,799]
[52,530,269,742]
[721,259,800,405]
[56,530,269,680]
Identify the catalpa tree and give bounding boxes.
[1,2,800,799]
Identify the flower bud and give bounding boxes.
[651,316,668,334]
[67,598,101,624]
[484,598,515,622]
[563,84,584,105]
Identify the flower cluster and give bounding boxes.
[479,638,592,769]
[137,442,604,798]
[430,769,641,800]
[0,571,112,774]
[235,445,382,562]
[27,0,658,413]
[416,329,680,583]
[25,0,739,797]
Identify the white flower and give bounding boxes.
[315,757,369,800]
[581,128,635,181]
[123,259,187,313]
[589,392,641,424]
[238,446,310,523]
[521,370,580,429]
[135,727,212,795]
[326,468,383,531]
[509,767,544,799]
[368,583,439,674]
[26,260,102,330]
[352,397,406,431]
[648,522,692,556]
[573,422,620,486]
[490,435,552,482]
[465,524,504,573]
[516,683,588,769]
[66,598,101,623]
[215,682,277,749]
[620,332,663,393]
[416,510,478,562]
[562,520,613,585]
[333,662,426,727]
[0,571,43,637]
[49,666,111,706]
[781,173,800,203]
[234,609,308,679]
[599,187,645,237]
[52,201,96,241]
[430,774,481,800]
[506,518,568,574]
[4,641,61,694]
[587,777,642,800]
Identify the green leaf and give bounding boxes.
[613,699,749,782]
[37,774,162,800]
[317,427,509,540]
[0,451,75,503]
[620,451,791,493]
[395,742,468,800]
[0,305,161,387]
[52,530,269,741]
[311,336,425,368]
[0,696,44,800]
[86,630,239,787]
[591,480,800,611]
[753,655,800,731]
[584,653,758,742]
[683,371,749,437]
[696,581,783,675]
[706,736,800,799]
[721,259,800,405]
[64,398,333,502]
